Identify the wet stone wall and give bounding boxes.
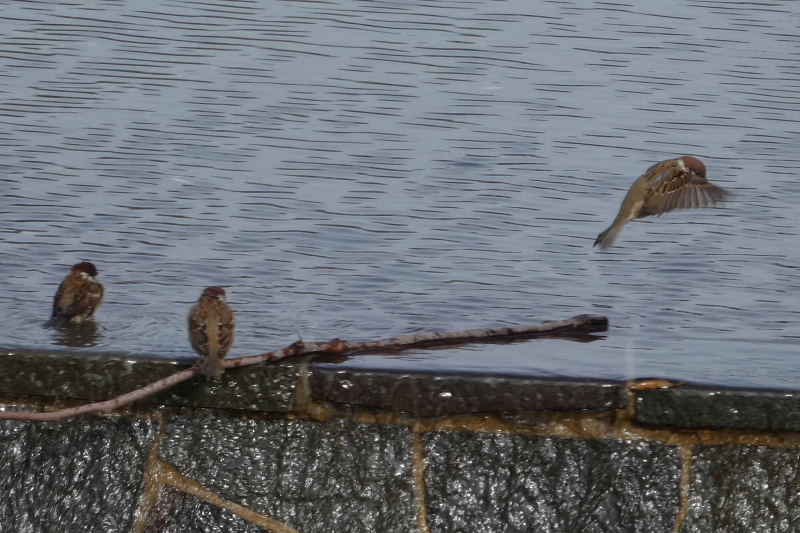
[1,350,800,533]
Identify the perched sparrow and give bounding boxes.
[188,286,235,379]
[594,156,729,249]
[50,262,104,324]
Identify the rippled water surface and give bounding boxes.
[1,0,798,389]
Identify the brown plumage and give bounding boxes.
[51,262,104,324]
[594,156,729,249]
[188,286,235,379]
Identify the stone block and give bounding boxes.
[0,415,156,532]
[310,366,624,416]
[634,387,800,432]
[424,431,681,533]
[0,348,300,413]
[680,444,800,533]
[143,486,273,533]
[160,412,417,533]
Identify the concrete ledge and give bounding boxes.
[634,386,800,432]
[0,347,301,412]
[2,348,800,532]
[310,366,624,416]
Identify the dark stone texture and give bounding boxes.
[0,347,300,412]
[634,386,800,431]
[165,360,300,412]
[424,431,681,533]
[681,444,800,533]
[0,415,156,533]
[160,412,417,533]
[310,366,624,416]
[143,486,272,533]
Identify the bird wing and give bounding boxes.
[641,168,728,216]
[52,281,68,318]
[216,302,235,358]
[188,299,235,359]
[52,278,103,319]
[188,304,210,356]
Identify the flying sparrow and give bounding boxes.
[594,156,729,249]
[50,262,104,324]
[188,286,235,379]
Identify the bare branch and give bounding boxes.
[0,314,607,421]
[229,314,608,368]
[0,369,198,422]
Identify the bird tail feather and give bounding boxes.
[198,356,225,379]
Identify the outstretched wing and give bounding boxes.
[642,168,728,216]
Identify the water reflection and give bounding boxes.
[0,0,798,389]
[46,321,103,349]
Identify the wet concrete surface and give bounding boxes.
[424,431,681,533]
[160,414,417,533]
[634,386,800,432]
[143,487,274,533]
[2,350,800,532]
[0,416,155,533]
[682,444,800,533]
[0,347,302,413]
[310,366,624,416]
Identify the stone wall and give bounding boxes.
[1,348,799,532]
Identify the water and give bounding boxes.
[1,0,798,389]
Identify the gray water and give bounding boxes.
[1,0,798,389]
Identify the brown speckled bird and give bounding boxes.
[594,156,729,249]
[50,262,104,324]
[188,286,235,379]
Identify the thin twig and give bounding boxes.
[0,314,607,421]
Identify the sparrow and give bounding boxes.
[594,156,729,249]
[188,286,235,379]
[50,262,104,324]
